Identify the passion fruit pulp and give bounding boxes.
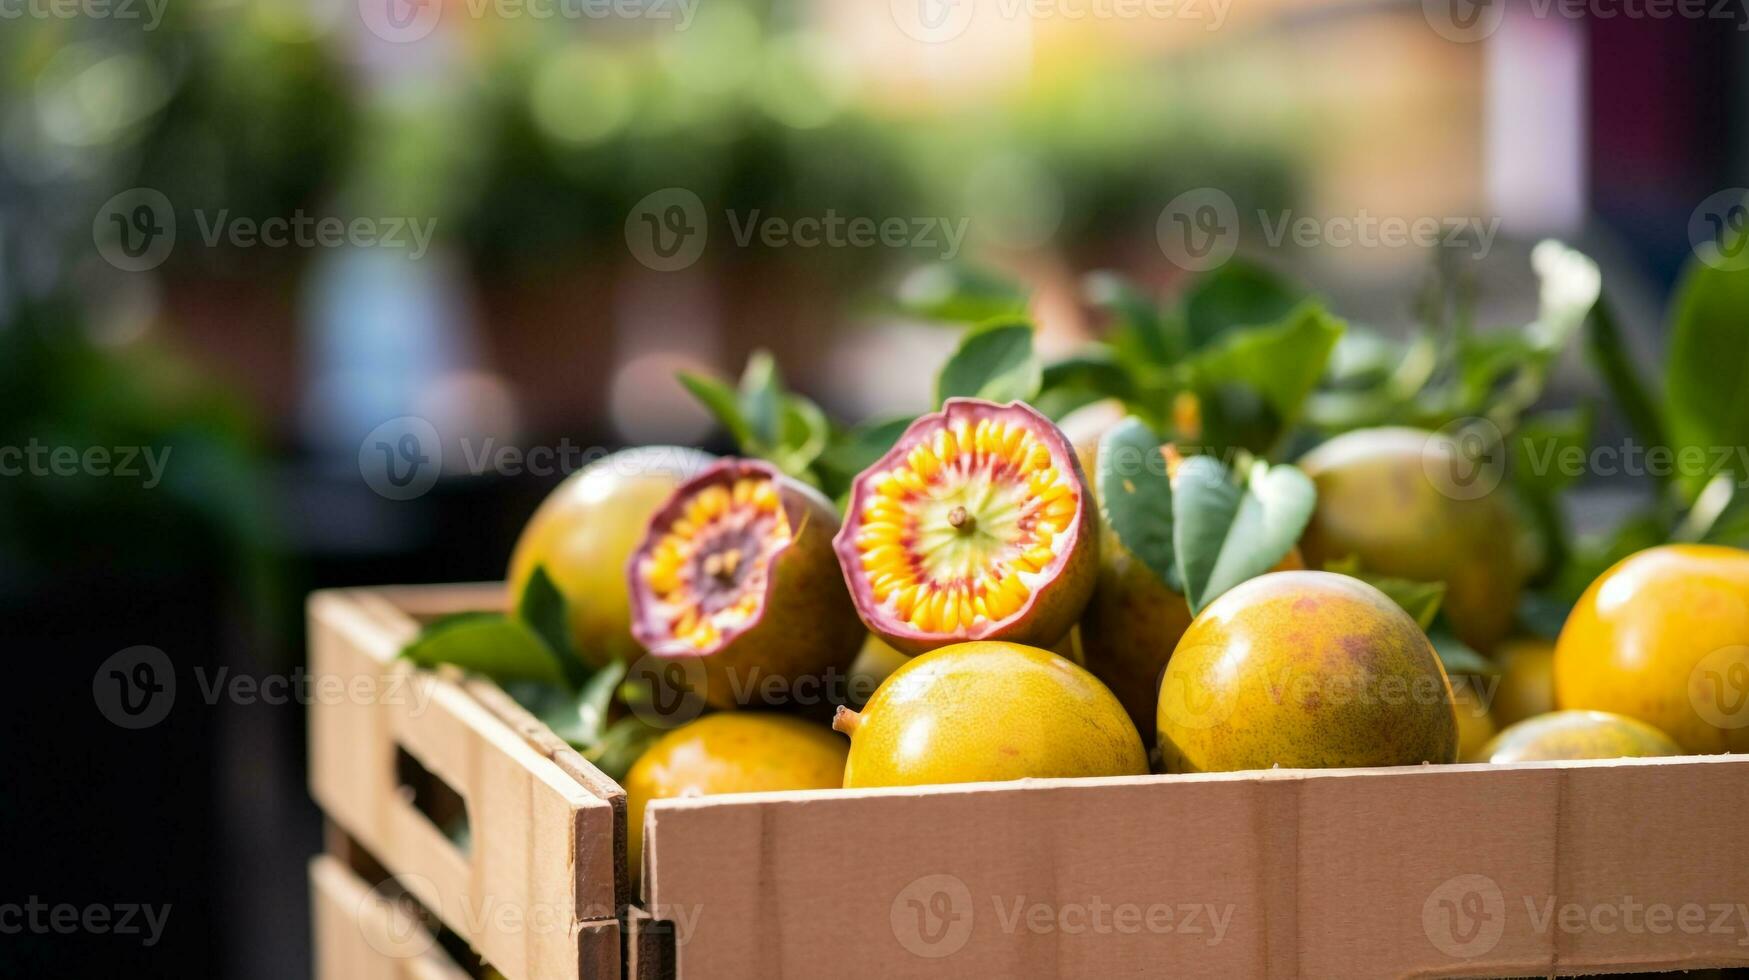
[628,458,863,709]
[1158,571,1460,773]
[833,398,1098,656]
[509,446,714,665]
[832,640,1148,788]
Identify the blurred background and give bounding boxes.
[1,1,1746,974]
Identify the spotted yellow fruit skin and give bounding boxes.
[624,713,845,883]
[1298,428,1524,654]
[1158,571,1459,773]
[1477,710,1682,763]
[1554,544,1749,754]
[839,641,1148,788]
[1491,637,1555,728]
[1450,676,1499,762]
[509,446,714,665]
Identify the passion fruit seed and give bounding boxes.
[639,475,789,652]
[629,459,863,710]
[836,399,1096,654]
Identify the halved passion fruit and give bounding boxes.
[832,398,1098,656]
[628,458,863,709]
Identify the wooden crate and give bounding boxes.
[310,586,1749,979]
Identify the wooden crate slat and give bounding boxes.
[310,855,471,980]
[308,588,621,980]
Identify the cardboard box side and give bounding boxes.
[645,757,1749,979]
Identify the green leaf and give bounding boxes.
[1085,271,1182,365]
[401,613,569,687]
[1665,217,1749,500]
[1040,350,1136,404]
[515,565,590,690]
[1428,626,1497,676]
[1096,417,1176,586]
[739,350,783,451]
[935,320,1042,406]
[818,415,915,495]
[581,715,666,783]
[678,371,754,448]
[1321,556,1447,630]
[1188,302,1344,446]
[773,394,830,477]
[1184,259,1305,350]
[1512,407,1592,497]
[1174,456,1318,616]
[896,263,1030,324]
[1588,298,1667,455]
[1516,592,1573,642]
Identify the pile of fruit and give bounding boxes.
[401,240,1749,876]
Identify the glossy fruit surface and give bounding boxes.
[833,399,1097,655]
[1298,427,1524,653]
[834,641,1147,788]
[1158,571,1459,772]
[509,446,714,664]
[624,713,846,883]
[628,459,862,709]
[1554,544,1749,753]
[1491,637,1555,728]
[1476,710,1682,763]
[1081,490,1305,743]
